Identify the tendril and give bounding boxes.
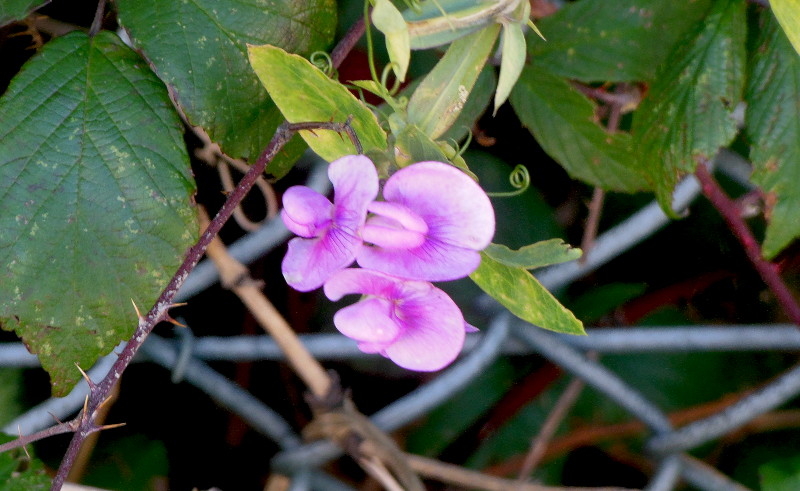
[380,63,402,95]
[310,51,336,78]
[487,164,530,198]
[364,0,381,84]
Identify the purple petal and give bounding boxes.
[332,297,400,343]
[381,287,466,371]
[382,162,494,250]
[357,241,482,281]
[329,155,379,230]
[323,268,400,301]
[362,216,427,250]
[281,186,332,238]
[367,201,428,234]
[281,228,360,292]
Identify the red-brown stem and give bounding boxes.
[50,119,357,490]
[331,17,365,69]
[695,164,800,325]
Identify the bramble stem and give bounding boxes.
[50,120,356,490]
[695,164,800,325]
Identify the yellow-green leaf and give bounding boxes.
[373,0,410,82]
[771,0,800,57]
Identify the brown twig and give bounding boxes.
[695,164,800,325]
[50,119,357,490]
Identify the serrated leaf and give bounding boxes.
[0,31,198,396]
[632,0,745,212]
[746,13,800,259]
[485,239,581,270]
[407,24,500,140]
[510,67,648,192]
[116,0,336,165]
[470,252,584,335]
[527,0,713,82]
[0,0,49,26]
[248,45,387,162]
[373,0,410,82]
[771,0,800,57]
[494,22,525,114]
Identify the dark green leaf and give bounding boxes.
[0,0,48,26]
[746,13,800,259]
[528,0,712,82]
[0,32,197,395]
[470,253,584,335]
[0,436,50,490]
[248,45,387,162]
[760,455,800,491]
[116,0,336,164]
[407,24,500,140]
[511,68,648,192]
[485,239,581,270]
[632,0,746,212]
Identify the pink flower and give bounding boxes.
[358,161,495,281]
[324,268,470,371]
[281,155,378,291]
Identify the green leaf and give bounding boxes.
[527,0,713,82]
[510,67,648,192]
[116,0,336,163]
[632,0,746,212]
[494,22,526,114]
[760,455,800,491]
[395,124,450,165]
[484,239,581,270]
[470,252,584,335]
[407,24,500,140]
[771,0,800,57]
[403,0,508,50]
[441,65,496,143]
[0,0,48,26]
[373,0,410,82]
[746,13,800,259]
[0,436,49,490]
[248,45,387,162]
[0,31,198,396]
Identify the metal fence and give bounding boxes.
[2,150,795,491]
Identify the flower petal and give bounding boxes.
[383,162,494,250]
[382,287,466,371]
[323,268,400,301]
[357,241,481,281]
[333,297,400,344]
[282,228,360,292]
[281,186,332,238]
[329,155,379,230]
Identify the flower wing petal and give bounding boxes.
[282,228,360,292]
[281,186,332,238]
[357,242,481,281]
[323,268,400,301]
[333,297,400,344]
[382,287,467,371]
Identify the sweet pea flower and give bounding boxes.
[358,161,495,281]
[281,155,378,291]
[324,268,470,371]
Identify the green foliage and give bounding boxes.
[406,24,500,140]
[511,67,648,192]
[632,0,746,213]
[248,45,388,163]
[770,0,800,56]
[527,0,712,82]
[115,0,337,163]
[746,12,800,259]
[373,0,410,81]
[82,435,168,491]
[760,455,800,491]
[484,240,581,270]
[0,436,50,490]
[470,253,585,335]
[0,0,48,26]
[0,31,198,395]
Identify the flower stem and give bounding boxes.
[695,164,800,325]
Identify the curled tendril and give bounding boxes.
[451,128,473,160]
[380,63,402,95]
[310,51,336,78]
[487,164,530,198]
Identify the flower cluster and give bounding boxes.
[281,155,494,371]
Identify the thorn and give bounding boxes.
[95,393,118,414]
[131,299,143,320]
[48,411,64,425]
[82,395,89,418]
[164,314,187,328]
[75,363,95,389]
[17,426,30,459]
[169,302,188,309]
[306,128,319,137]
[98,422,126,431]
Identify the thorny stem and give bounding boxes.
[88,0,107,37]
[50,119,358,490]
[695,164,800,325]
